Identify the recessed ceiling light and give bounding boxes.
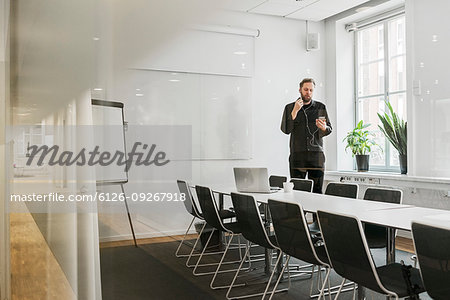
[93,88,103,91]
[92,37,100,41]
[169,79,180,82]
[233,51,247,55]
[355,6,372,13]
[136,93,144,97]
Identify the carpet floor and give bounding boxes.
[100,238,431,300]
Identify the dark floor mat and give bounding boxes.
[100,245,216,300]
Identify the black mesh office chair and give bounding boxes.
[308,182,359,235]
[290,178,314,192]
[412,222,450,299]
[324,182,358,198]
[194,185,247,289]
[177,180,236,267]
[269,175,287,188]
[257,175,286,218]
[227,193,289,299]
[363,187,402,249]
[289,178,320,236]
[317,210,424,299]
[268,199,332,299]
[289,178,318,235]
[175,180,205,258]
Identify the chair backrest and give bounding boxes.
[269,175,287,188]
[317,211,391,295]
[363,187,402,240]
[195,185,226,231]
[412,222,450,299]
[268,199,326,266]
[230,193,276,249]
[177,180,202,219]
[325,182,358,198]
[290,178,314,192]
[363,187,402,204]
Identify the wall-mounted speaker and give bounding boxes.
[307,32,320,51]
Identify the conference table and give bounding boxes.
[197,184,450,299]
[219,187,449,253]
[207,185,413,263]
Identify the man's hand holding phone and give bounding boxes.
[316,116,327,132]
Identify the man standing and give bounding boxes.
[281,78,332,193]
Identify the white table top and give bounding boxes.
[202,184,450,231]
[357,206,450,231]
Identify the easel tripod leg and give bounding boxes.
[121,183,137,247]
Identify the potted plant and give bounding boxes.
[343,120,379,172]
[377,101,407,174]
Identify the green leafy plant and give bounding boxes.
[343,120,379,156]
[377,101,407,156]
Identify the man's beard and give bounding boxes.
[301,94,312,103]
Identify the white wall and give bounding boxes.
[406,0,450,178]
[97,7,327,240]
[324,16,356,171]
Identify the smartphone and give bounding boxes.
[318,116,326,122]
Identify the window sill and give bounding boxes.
[325,170,450,191]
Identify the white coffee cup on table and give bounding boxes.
[283,182,294,193]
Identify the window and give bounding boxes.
[355,15,406,171]
[14,124,46,157]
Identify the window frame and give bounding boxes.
[354,13,406,172]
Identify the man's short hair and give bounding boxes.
[299,78,316,89]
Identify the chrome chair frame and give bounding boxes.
[226,193,290,300]
[268,199,332,300]
[193,185,249,287]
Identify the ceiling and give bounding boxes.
[224,0,372,21]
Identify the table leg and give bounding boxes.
[358,285,365,299]
[219,193,224,250]
[265,250,271,275]
[263,203,272,274]
[219,193,224,210]
[385,227,396,300]
[387,227,396,264]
